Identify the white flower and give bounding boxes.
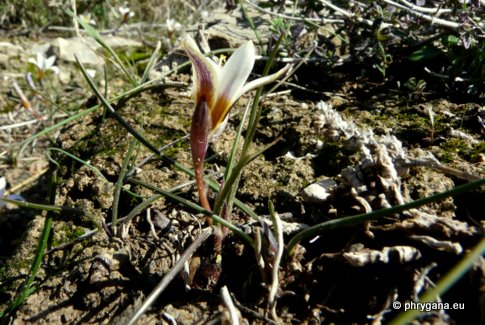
[166,18,182,34]
[28,53,59,79]
[118,6,134,21]
[183,35,289,210]
[0,177,6,204]
[182,35,289,139]
[0,177,25,209]
[86,69,97,79]
[79,13,96,26]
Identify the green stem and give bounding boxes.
[224,101,251,186]
[0,197,92,218]
[68,9,137,86]
[214,137,280,215]
[112,138,137,234]
[213,34,285,216]
[76,56,162,155]
[2,168,58,316]
[242,33,285,154]
[238,0,263,46]
[128,177,254,248]
[47,147,108,182]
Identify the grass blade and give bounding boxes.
[141,41,161,84]
[389,236,485,325]
[47,147,108,182]
[1,169,58,316]
[75,55,161,155]
[112,138,137,234]
[66,9,137,86]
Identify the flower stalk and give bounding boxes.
[190,98,212,212]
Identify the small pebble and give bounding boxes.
[302,179,336,204]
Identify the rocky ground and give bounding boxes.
[1,2,484,325]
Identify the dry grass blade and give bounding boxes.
[127,227,213,325]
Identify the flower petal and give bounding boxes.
[0,177,6,209]
[239,64,290,96]
[45,55,57,69]
[27,57,39,67]
[0,177,6,196]
[209,114,229,141]
[48,66,60,75]
[211,41,255,130]
[190,99,212,210]
[37,53,44,69]
[182,35,221,109]
[190,99,211,167]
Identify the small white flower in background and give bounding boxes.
[28,53,59,80]
[200,11,209,20]
[118,6,134,23]
[0,177,6,201]
[79,13,96,26]
[86,69,97,79]
[118,6,134,17]
[166,18,182,36]
[0,177,26,209]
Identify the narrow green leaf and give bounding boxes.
[408,45,442,61]
[66,9,137,86]
[47,147,108,182]
[141,41,161,84]
[112,138,137,234]
[389,236,485,325]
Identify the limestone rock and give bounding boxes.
[301,179,337,204]
[0,42,24,56]
[56,37,103,65]
[0,42,24,67]
[55,36,142,66]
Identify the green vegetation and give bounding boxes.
[0,0,484,324]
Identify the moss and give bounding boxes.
[0,255,33,295]
[439,139,485,163]
[162,136,187,157]
[442,138,470,155]
[470,142,485,161]
[51,223,86,247]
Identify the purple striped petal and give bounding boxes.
[182,36,220,110]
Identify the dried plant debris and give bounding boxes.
[408,235,463,254]
[306,101,480,221]
[343,244,422,267]
[373,209,478,238]
[303,101,480,269]
[312,100,410,209]
[2,0,485,323]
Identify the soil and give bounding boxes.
[1,8,485,325]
